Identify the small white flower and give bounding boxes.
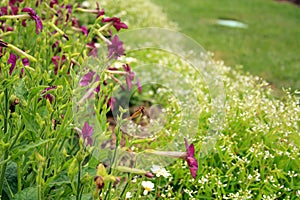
[81,1,90,8]
[142,181,154,195]
[125,191,132,199]
[131,176,137,183]
[150,165,171,178]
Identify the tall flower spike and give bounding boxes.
[184,138,198,178]
[102,17,128,31]
[21,7,43,34]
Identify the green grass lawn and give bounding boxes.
[152,0,300,96]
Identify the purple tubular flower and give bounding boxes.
[184,138,198,179]
[50,0,58,8]
[9,0,19,5]
[21,7,43,34]
[87,41,97,57]
[22,58,29,66]
[8,53,17,75]
[123,64,135,90]
[80,71,100,94]
[1,5,18,15]
[20,58,29,77]
[107,35,125,59]
[102,17,128,31]
[96,3,105,18]
[82,122,93,146]
[0,40,8,47]
[65,4,72,13]
[80,71,96,86]
[81,26,88,36]
[108,97,116,111]
[52,55,66,75]
[0,47,3,58]
[137,79,142,93]
[41,86,57,104]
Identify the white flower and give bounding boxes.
[81,1,90,8]
[125,191,132,199]
[141,181,154,195]
[150,165,171,178]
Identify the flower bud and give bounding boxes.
[94,176,104,190]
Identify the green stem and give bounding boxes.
[119,173,130,198]
[0,151,9,197]
[104,182,112,200]
[76,161,82,200]
[104,125,121,200]
[0,88,9,197]
[17,161,22,192]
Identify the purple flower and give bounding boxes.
[81,26,88,36]
[82,122,93,146]
[22,58,29,66]
[184,138,198,179]
[107,35,125,59]
[7,52,30,76]
[0,40,8,47]
[0,5,18,15]
[50,0,58,8]
[71,18,88,36]
[137,79,142,93]
[108,97,116,111]
[20,58,29,77]
[8,53,17,75]
[102,17,128,31]
[21,7,43,34]
[0,47,3,59]
[86,41,97,57]
[123,64,135,90]
[41,86,57,104]
[65,4,72,13]
[96,3,105,18]
[80,71,96,86]
[52,55,66,75]
[80,71,100,93]
[9,0,23,5]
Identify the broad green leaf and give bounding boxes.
[13,187,37,200]
[3,162,18,200]
[11,138,55,156]
[20,109,39,133]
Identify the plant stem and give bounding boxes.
[0,88,9,197]
[76,161,82,200]
[17,161,22,192]
[119,173,130,198]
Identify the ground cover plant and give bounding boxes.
[0,0,300,200]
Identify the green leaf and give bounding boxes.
[3,162,18,200]
[15,79,28,100]
[70,193,93,200]
[13,187,38,200]
[20,109,39,133]
[12,138,55,156]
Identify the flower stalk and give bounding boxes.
[0,89,10,197]
[0,14,31,20]
[7,43,37,62]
